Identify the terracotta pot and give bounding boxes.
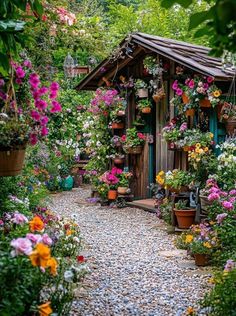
[183,146,191,152]
[185,109,195,117]
[113,157,124,164]
[137,88,148,98]
[117,187,129,195]
[200,98,211,108]
[125,146,143,154]
[182,93,190,104]
[117,110,125,116]
[174,209,196,229]
[141,107,151,114]
[225,119,236,135]
[107,190,117,200]
[194,253,209,266]
[0,148,26,176]
[112,122,124,129]
[199,195,211,211]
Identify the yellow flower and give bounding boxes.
[209,133,214,138]
[38,301,53,316]
[208,277,215,284]
[199,149,204,154]
[185,235,193,243]
[195,148,200,154]
[47,257,58,276]
[159,170,165,176]
[213,90,221,98]
[66,229,75,236]
[30,243,51,268]
[186,306,195,315]
[203,242,212,249]
[204,147,209,152]
[195,143,201,148]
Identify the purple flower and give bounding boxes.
[176,88,183,96]
[229,189,236,196]
[12,212,28,225]
[180,122,187,132]
[216,213,228,224]
[31,110,41,121]
[208,192,220,201]
[42,233,53,246]
[224,259,235,272]
[222,201,234,210]
[16,67,25,79]
[26,233,42,244]
[10,237,33,256]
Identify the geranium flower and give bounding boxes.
[38,301,53,316]
[16,67,25,79]
[41,116,49,126]
[222,201,233,210]
[11,237,33,256]
[29,216,45,232]
[121,135,126,142]
[41,126,49,137]
[208,192,220,201]
[172,80,178,90]
[207,76,214,83]
[29,73,40,89]
[50,100,62,113]
[35,99,48,110]
[31,110,41,121]
[77,255,85,263]
[30,133,38,145]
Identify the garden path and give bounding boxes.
[51,187,211,316]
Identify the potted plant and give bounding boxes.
[189,239,212,266]
[111,118,125,129]
[97,183,109,205]
[99,167,122,200]
[121,128,146,154]
[134,79,148,98]
[165,169,193,193]
[162,121,187,150]
[137,99,152,114]
[220,102,236,135]
[117,171,133,195]
[174,200,196,229]
[0,60,61,176]
[110,153,125,165]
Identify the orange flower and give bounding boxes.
[29,216,44,232]
[30,243,51,268]
[38,301,53,316]
[47,257,58,276]
[66,229,75,236]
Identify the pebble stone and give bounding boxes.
[50,187,212,316]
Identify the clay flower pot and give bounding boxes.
[200,98,211,108]
[117,187,129,195]
[194,253,209,266]
[0,147,26,176]
[117,110,125,116]
[182,93,190,104]
[141,107,151,114]
[185,109,195,117]
[137,88,148,98]
[113,157,125,165]
[107,190,117,200]
[174,209,196,229]
[225,119,236,135]
[112,122,125,129]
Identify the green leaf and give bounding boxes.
[29,0,44,17]
[0,52,9,75]
[189,8,214,30]
[161,0,193,9]
[11,0,28,11]
[0,20,26,32]
[0,0,8,17]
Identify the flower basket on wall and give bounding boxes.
[141,107,151,114]
[117,186,129,195]
[225,119,236,135]
[112,122,124,129]
[185,109,195,117]
[0,147,26,176]
[124,146,143,154]
[137,88,148,98]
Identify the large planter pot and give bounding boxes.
[174,209,196,229]
[61,175,74,191]
[117,187,129,195]
[125,146,143,154]
[182,93,190,104]
[107,190,117,200]
[225,119,236,135]
[113,157,125,165]
[200,98,211,108]
[137,88,148,98]
[199,195,211,212]
[168,186,189,194]
[112,122,124,129]
[0,147,26,176]
[194,253,209,266]
[185,109,195,117]
[141,107,151,114]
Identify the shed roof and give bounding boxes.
[76,32,234,90]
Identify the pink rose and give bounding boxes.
[11,237,33,256]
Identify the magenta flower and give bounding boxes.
[41,116,49,125]
[188,79,195,89]
[31,110,41,121]
[203,83,209,90]
[29,73,40,89]
[10,237,33,256]
[176,88,183,96]
[41,126,49,137]
[229,189,236,196]
[16,67,25,79]
[38,86,48,96]
[49,91,58,99]
[12,212,28,225]
[209,186,221,194]
[26,233,42,244]
[42,233,53,246]
[23,60,32,68]
[50,100,62,113]
[50,82,60,91]
[216,213,228,224]
[208,192,220,201]
[180,122,187,132]
[222,201,233,210]
[35,99,48,110]
[15,78,23,85]
[172,80,178,90]
[207,76,214,83]
[30,133,38,146]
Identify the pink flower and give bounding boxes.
[49,91,58,99]
[41,126,49,136]
[42,233,53,246]
[188,79,195,89]
[29,73,40,89]
[176,88,183,96]
[38,86,48,96]
[16,67,25,78]
[23,60,32,68]
[12,212,28,225]
[208,192,220,201]
[121,135,126,142]
[224,259,235,272]
[185,78,190,85]
[31,110,41,121]
[41,116,49,125]
[137,132,145,140]
[180,122,187,132]
[50,100,62,113]
[15,78,23,85]
[26,233,42,244]
[172,80,178,90]
[207,76,214,83]
[10,237,33,256]
[209,186,221,194]
[229,189,236,196]
[50,82,60,91]
[30,133,38,146]
[35,99,48,110]
[216,213,228,224]
[222,201,234,210]
[111,167,122,175]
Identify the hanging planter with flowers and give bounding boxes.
[137,99,152,114]
[134,79,149,98]
[0,59,62,176]
[121,127,146,154]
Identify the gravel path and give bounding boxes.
[50,187,211,316]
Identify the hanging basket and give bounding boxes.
[141,107,151,114]
[185,109,195,117]
[174,209,196,229]
[107,190,117,200]
[137,88,148,98]
[124,146,143,154]
[225,119,236,135]
[111,122,125,129]
[182,93,190,104]
[200,98,211,108]
[113,157,125,165]
[0,147,26,176]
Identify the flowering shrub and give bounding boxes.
[89,88,123,114]
[156,169,194,190]
[99,167,122,190]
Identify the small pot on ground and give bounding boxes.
[174,208,196,229]
[0,147,26,176]
[108,190,117,200]
[194,253,209,266]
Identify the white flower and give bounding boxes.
[58,165,61,169]
[64,270,74,282]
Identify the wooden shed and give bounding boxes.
[76,32,234,200]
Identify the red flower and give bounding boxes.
[121,135,126,142]
[77,255,85,263]
[137,132,145,140]
[64,224,70,230]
